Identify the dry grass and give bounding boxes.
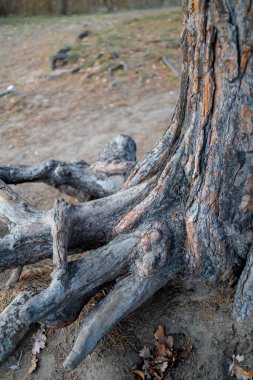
[0,266,52,313]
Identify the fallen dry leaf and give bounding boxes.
[156,361,168,373]
[166,335,174,348]
[27,355,38,374]
[32,328,47,356]
[139,345,151,359]
[131,369,145,379]
[178,336,192,360]
[154,325,165,345]
[236,354,245,363]
[229,364,253,380]
[229,355,253,380]
[132,326,192,379]
[155,344,166,358]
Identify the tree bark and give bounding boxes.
[60,0,68,15]
[0,0,252,369]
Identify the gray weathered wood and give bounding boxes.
[51,198,72,278]
[5,266,23,289]
[0,180,153,270]
[0,291,34,363]
[0,135,136,201]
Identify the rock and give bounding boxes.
[111,77,125,88]
[71,66,82,74]
[110,51,119,59]
[47,68,71,80]
[51,46,72,70]
[77,30,91,40]
[108,61,128,75]
[97,51,105,60]
[48,66,82,80]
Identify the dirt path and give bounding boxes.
[1,9,253,380]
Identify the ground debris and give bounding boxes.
[229,355,253,380]
[132,325,192,379]
[77,30,92,40]
[27,355,38,374]
[25,327,47,374]
[32,328,47,356]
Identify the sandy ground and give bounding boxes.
[0,8,253,380]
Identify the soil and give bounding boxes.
[0,8,253,380]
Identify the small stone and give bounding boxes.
[111,77,125,88]
[47,68,70,80]
[77,30,91,40]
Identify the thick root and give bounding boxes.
[0,135,136,201]
[20,235,140,324]
[233,244,253,322]
[16,221,180,369]
[63,257,179,370]
[0,291,34,363]
[0,179,152,270]
[5,266,23,289]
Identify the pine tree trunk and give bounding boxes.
[0,0,252,369]
[60,0,68,15]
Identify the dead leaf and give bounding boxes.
[155,344,166,358]
[166,335,174,348]
[154,325,165,344]
[139,345,151,359]
[236,354,245,363]
[32,328,47,356]
[136,326,192,379]
[131,369,145,379]
[178,336,192,360]
[229,361,253,380]
[156,361,168,373]
[27,355,38,374]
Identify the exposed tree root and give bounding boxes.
[18,217,180,370]
[5,266,23,289]
[0,291,34,363]
[0,134,136,201]
[0,178,153,270]
[233,244,253,322]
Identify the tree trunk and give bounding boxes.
[104,0,114,12]
[60,0,68,15]
[0,0,8,16]
[0,0,252,369]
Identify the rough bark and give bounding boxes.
[0,0,252,370]
[60,0,68,15]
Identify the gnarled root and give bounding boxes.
[17,217,180,369]
[0,178,152,270]
[233,243,253,322]
[5,266,23,289]
[0,134,136,201]
[0,291,34,363]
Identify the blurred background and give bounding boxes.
[0,0,181,16]
[0,3,182,178]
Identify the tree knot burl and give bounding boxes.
[136,226,171,276]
